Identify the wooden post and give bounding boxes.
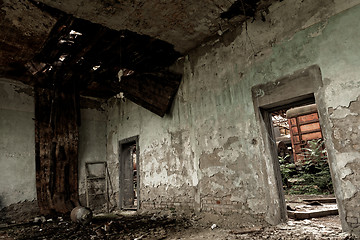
[35,86,80,214]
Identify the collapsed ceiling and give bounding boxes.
[0,0,275,116]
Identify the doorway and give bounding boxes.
[269,100,334,192]
[119,136,139,210]
[252,66,339,226]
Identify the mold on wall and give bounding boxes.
[105,0,360,234]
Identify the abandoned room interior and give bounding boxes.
[1,0,360,239]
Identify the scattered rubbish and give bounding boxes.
[287,205,296,211]
[229,227,263,235]
[302,219,312,225]
[0,207,346,239]
[134,235,144,240]
[34,216,46,223]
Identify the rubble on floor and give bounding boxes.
[0,208,358,240]
[286,195,339,220]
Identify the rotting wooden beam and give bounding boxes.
[35,85,80,214]
[119,71,182,117]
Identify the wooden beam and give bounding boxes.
[35,85,80,214]
[119,71,182,117]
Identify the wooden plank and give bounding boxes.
[303,198,337,204]
[291,126,299,134]
[302,132,322,141]
[298,113,319,124]
[287,209,338,220]
[119,71,182,117]
[300,122,321,133]
[286,104,318,118]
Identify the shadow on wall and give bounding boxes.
[0,196,3,210]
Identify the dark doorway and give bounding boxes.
[119,136,139,210]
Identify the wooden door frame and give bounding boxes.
[119,135,140,210]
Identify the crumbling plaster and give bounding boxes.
[105,0,360,233]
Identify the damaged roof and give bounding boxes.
[0,0,275,116]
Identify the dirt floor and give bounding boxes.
[0,197,359,240]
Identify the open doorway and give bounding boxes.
[252,66,340,228]
[119,136,139,210]
[269,100,336,217]
[272,103,332,193]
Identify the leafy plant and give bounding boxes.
[279,139,333,195]
[302,139,327,162]
[279,154,296,189]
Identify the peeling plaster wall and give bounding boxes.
[106,0,360,233]
[186,0,360,230]
[106,97,198,210]
[0,79,35,209]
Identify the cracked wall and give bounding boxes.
[105,0,360,233]
[328,97,360,232]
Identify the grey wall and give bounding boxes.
[78,105,108,208]
[105,0,360,234]
[78,107,107,193]
[0,79,36,208]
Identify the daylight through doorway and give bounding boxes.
[270,100,337,221]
